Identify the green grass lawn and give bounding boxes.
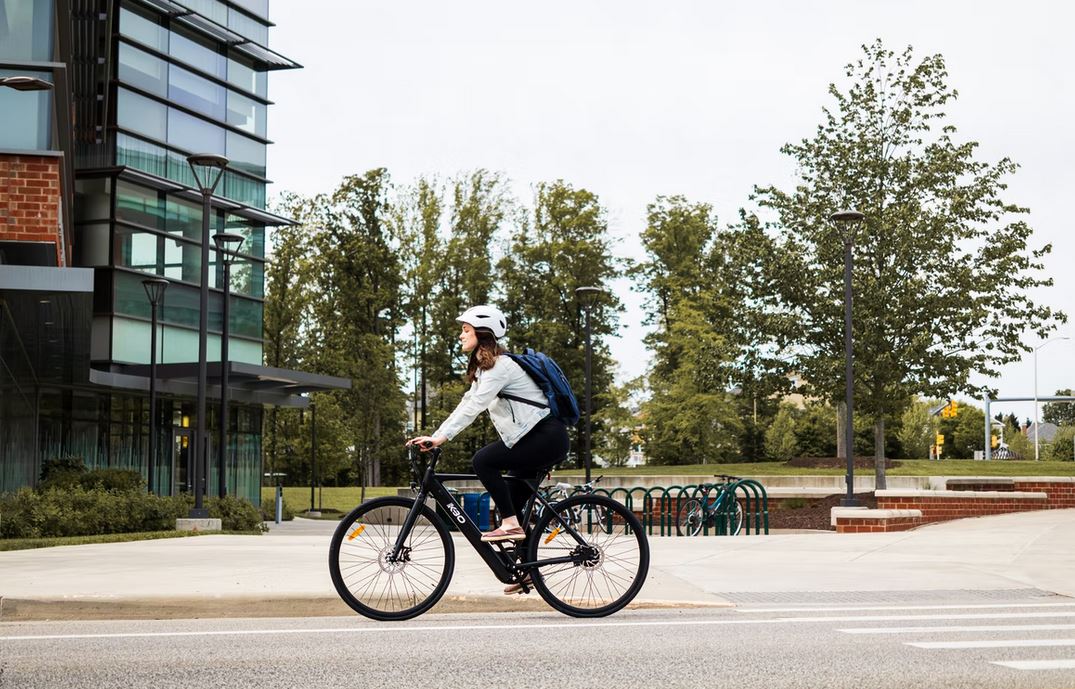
[261,486,401,514]
[0,530,232,552]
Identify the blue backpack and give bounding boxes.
[498,348,581,427]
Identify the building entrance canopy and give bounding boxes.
[91,361,350,408]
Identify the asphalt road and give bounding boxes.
[3,592,1075,689]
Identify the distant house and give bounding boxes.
[1026,422,1059,443]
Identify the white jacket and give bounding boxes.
[433,356,551,448]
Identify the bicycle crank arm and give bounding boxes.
[515,555,579,568]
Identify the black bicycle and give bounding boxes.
[675,474,745,537]
[328,446,649,621]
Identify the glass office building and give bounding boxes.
[0,0,348,502]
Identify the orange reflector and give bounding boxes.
[347,524,366,541]
[544,527,561,544]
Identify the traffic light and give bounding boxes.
[940,401,960,419]
[991,435,999,449]
[936,433,945,446]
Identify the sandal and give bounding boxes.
[504,575,533,595]
[480,526,526,542]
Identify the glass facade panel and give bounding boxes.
[182,0,228,26]
[168,65,227,120]
[119,3,168,53]
[227,8,268,45]
[226,91,266,137]
[229,0,269,21]
[117,133,168,177]
[162,233,201,282]
[115,272,261,339]
[225,215,265,259]
[167,108,225,154]
[118,43,167,97]
[0,0,54,61]
[226,56,267,98]
[0,69,52,150]
[224,171,265,208]
[116,180,165,230]
[170,26,226,79]
[226,130,266,178]
[165,195,203,240]
[115,226,161,274]
[117,88,168,142]
[227,258,264,298]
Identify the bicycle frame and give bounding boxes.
[388,448,593,584]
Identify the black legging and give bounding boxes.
[472,416,570,523]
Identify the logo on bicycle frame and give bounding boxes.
[447,502,466,524]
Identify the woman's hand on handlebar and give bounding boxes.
[406,435,446,452]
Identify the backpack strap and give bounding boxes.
[498,392,549,409]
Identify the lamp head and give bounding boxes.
[212,232,245,260]
[142,277,169,306]
[574,286,605,306]
[186,153,228,194]
[0,76,54,91]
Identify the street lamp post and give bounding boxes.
[574,286,605,484]
[309,399,317,514]
[186,153,228,517]
[1034,336,1070,461]
[142,278,168,495]
[213,231,244,498]
[830,209,865,507]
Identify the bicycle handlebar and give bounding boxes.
[712,473,742,482]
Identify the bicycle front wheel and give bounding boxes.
[329,496,455,621]
[676,497,704,537]
[528,494,649,617]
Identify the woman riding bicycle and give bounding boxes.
[407,304,570,548]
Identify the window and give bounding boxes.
[162,234,201,283]
[170,26,225,79]
[118,44,167,97]
[117,88,167,142]
[168,65,226,120]
[117,133,168,177]
[227,56,267,98]
[167,109,225,155]
[114,227,162,274]
[229,0,269,21]
[119,4,167,53]
[227,8,268,45]
[0,69,52,150]
[165,195,203,240]
[224,172,265,209]
[181,0,228,26]
[115,180,165,230]
[224,216,265,259]
[0,0,54,61]
[226,91,266,137]
[226,130,266,178]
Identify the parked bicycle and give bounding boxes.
[675,474,745,537]
[531,475,606,530]
[329,447,649,621]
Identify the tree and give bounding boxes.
[1043,389,1075,427]
[593,380,641,467]
[764,404,799,461]
[938,402,984,459]
[896,398,939,459]
[1046,427,1075,462]
[795,403,838,457]
[753,40,1065,487]
[500,180,625,466]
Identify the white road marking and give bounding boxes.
[841,624,1075,635]
[907,638,1075,650]
[737,603,1075,614]
[991,659,1075,670]
[7,612,1075,642]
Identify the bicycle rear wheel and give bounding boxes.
[329,496,455,621]
[676,497,705,537]
[528,494,649,617]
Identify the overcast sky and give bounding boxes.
[265,0,1074,424]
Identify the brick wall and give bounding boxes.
[1013,480,1075,508]
[877,491,1048,524]
[0,154,64,266]
[835,515,921,533]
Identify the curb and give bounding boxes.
[0,595,732,622]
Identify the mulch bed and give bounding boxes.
[767,491,877,531]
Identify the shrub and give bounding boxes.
[78,468,145,493]
[206,495,268,532]
[38,456,87,490]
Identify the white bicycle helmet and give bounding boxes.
[456,305,507,339]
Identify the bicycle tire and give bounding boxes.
[676,497,705,537]
[729,499,744,536]
[329,496,455,621]
[528,494,649,617]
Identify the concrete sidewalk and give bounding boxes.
[2,508,1072,620]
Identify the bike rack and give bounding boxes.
[610,480,769,537]
[728,479,769,535]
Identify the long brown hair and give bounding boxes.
[466,329,506,383]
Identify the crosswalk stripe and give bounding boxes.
[841,624,1075,635]
[991,659,1075,670]
[907,638,1075,649]
[737,603,1075,614]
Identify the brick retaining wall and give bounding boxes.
[0,154,64,266]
